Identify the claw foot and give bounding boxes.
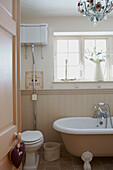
[81,151,93,170]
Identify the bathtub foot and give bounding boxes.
[81,151,93,170]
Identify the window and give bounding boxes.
[55,37,80,80]
[84,38,108,80]
[54,36,110,81]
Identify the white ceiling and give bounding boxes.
[21,0,113,18]
[21,0,80,18]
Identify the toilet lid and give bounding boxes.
[21,130,43,143]
[24,137,43,145]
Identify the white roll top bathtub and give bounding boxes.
[53,117,113,134]
[53,117,113,157]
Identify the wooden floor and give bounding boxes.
[38,149,113,170]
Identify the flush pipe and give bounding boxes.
[31,44,37,130]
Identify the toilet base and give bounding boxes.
[23,152,39,170]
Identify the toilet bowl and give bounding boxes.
[21,130,44,170]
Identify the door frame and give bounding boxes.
[13,0,21,133]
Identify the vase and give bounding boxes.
[94,62,104,81]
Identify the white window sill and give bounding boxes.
[52,80,113,89]
[52,80,113,84]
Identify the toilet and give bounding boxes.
[21,130,44,170]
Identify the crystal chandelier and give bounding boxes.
[78,0,113,26]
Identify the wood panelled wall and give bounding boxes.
[21,89,113,142]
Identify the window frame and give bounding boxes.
[54,35,111,82]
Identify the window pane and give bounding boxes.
[56,39,80,80]
[57,66,65,79]
[68,53,79,65]
[85,40,95,52]
[96,40,106,52]
[68,66,80,79]
[101,62,107,78]
[57,53,68,66]
[84,38,107,80]
[84,58,95,80]
[69,40,79,52]
[57,40,67,52]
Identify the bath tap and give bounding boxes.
[94,111,101,127]
[93,103,111,128]
[94,109,107,127]
[94,107,107,118]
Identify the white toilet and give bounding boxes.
[21,130,44,170]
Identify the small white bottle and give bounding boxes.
[79,64,83,80]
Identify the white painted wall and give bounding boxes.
[21,16,113,90]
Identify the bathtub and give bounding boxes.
[53,117,113,157]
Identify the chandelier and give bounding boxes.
[78,0,113,26]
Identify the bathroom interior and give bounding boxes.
[20,0,113,169]
[1,0,113,170]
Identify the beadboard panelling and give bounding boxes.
[21,95,34,130]
[21,89,113,142]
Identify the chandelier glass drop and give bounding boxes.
[78,0,113,26]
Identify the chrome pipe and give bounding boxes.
[31,44,35,93]
[31,44,37,130]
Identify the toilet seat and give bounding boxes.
[24,138,43,145]
[21,130,43,144]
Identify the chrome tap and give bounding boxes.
[93,103,108,128]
